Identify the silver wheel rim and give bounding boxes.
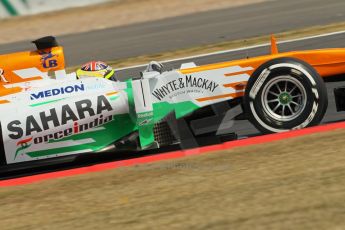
[261,75,307,122]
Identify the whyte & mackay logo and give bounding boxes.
[152,75,219,101]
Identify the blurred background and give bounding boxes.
[0,0,344,68]
[0,0,110,17]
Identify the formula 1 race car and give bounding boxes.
[0,36,345,170]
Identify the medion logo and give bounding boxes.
[30,84,85,100]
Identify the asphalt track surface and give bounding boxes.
[0,0,345,66]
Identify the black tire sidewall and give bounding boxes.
[244,57,328,133]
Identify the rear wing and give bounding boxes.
[0,36,66,85]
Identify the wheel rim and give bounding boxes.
[261,76,307,122]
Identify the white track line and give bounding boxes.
[115,30,345,71]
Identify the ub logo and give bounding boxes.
[38,50,58,68]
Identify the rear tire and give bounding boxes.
[243,57,328,133]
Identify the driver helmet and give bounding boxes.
[76,61,117,81]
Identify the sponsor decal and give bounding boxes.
[152,75,219,101]
[137,111,154,127]
[85,82,107,91]
[31,115,113,144]
[139,119,152,126]
[137,111,153,119]
[30,83,85,100]
[13,115,113,160]
[38,50,58,69]
[7,95,113,140]
[0,68,9,83]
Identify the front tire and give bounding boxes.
[243,57,328,133]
